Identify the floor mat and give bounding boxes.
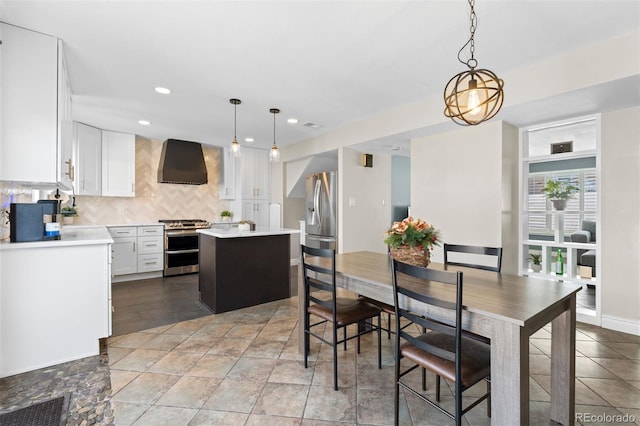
[0,394,69,426]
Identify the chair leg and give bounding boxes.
[333,325,339,391]
[343,327,347,351]
[303,314,309,368]
[394,351,401,426]
[386,312,392,339]
[377,314,382,369]
[486,378,491,417]
[435,374,440,400]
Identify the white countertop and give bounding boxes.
[0,225,113,250]
[198,227,300,239]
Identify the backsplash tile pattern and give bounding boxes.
[74,138,228,225]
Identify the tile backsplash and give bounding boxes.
[0,138,228,238]
[74,138,228,225]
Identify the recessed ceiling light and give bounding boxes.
[154,87,171,94]
[138,120,151,126]
[245,137,254,143]
[287,118,298,124]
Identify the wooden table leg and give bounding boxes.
[551,296,576,426]
[491,321,530,425]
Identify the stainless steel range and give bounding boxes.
[159,219,210,276]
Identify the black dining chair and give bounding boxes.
[301,245,382,390]
[443,243,503,273]
[391,260,491,426]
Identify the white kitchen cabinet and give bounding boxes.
[241,147,269,200]
[74,122,102,195]
[108,225,163,280]
[102,130,136,197]
[0,229,111,377]
[242,201,270,227]
[219,147,237,200]
[0,23,73,189]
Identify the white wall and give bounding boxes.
[339,147,391,254]
[410,121,519,274]
[600,106,640,333]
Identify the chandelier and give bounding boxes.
[443,0,504,126]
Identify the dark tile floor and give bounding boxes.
[112,274,212,336]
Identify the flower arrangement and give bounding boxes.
[385,217,441,251]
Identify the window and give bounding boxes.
[526,168,597,238]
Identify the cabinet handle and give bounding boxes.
[65,159,74,180]
[133,242,136,252]
[131,183,135,193]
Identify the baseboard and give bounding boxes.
[601,314,640,336]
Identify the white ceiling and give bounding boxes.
[2,1,639,156]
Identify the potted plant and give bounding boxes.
[384,216,441,267]
[541,178,579,211]
[529,253,543,273]
[220,210,233,222]
[60,205,78,224]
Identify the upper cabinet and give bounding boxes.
[241,147,270,200]
[101,130,135,197]
[219,147,237,200]
[75,122,102,196]
[0,23,73,189]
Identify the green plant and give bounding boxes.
[384,217,441,250]
[529,253,542,265]
[220,210,232,217]
[60,205,78,217]
[541,178,579,200]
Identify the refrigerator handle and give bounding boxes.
[312,179,321,225]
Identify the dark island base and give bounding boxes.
[199,233,291,313]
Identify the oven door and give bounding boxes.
[164,230,199,276]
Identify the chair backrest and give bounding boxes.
[301,245,337,317]
[391,259,464,396]
[443,243,503,272]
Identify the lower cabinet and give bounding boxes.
[0,241,111,377]
[108,225,164,281]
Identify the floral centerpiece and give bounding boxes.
[384,216,441,267]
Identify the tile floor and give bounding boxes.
[107,295,640,425]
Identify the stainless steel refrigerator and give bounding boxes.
[305,171,337,250]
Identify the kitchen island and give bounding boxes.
[198,227,300,313]
[0,226,113,377]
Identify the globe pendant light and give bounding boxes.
[229,98,242,157]
[443,0,504,126]
[269,108,280,162]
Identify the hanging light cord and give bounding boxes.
[272,111,276,146]
[234,103,238,140]
[457,0,478,70]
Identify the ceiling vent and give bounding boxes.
[302,122,322,129]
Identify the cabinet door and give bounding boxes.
[252,148,270,200]
[219,147,237,200]
[111,237,137,276]
[75,122,102,195]
[242,201,269,228]
[102,130,135,197]
[241,148,270,200]
[57,41,74,190]
[0,23,58,185]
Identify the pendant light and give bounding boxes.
[229,98,241,157]
[269,108,280,162]
[443,0,504,126]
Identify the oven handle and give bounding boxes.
[166,249,199,255]
[165,230,199,237]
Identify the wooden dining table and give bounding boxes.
[298,251,582,426]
